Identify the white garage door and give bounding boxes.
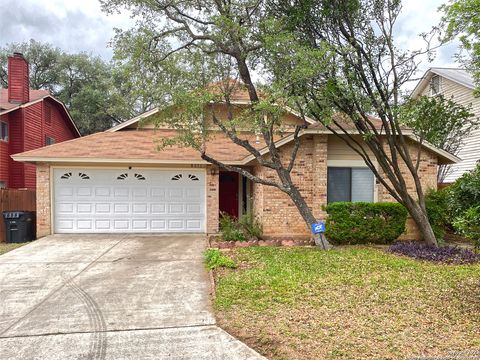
[53,168,206,233]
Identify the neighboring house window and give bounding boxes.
[0,181,5,189]
[0,121,8,142]
[45,136,56,145]
[45,103,52,124]
[327,167,375,203]
[430,75,441,95]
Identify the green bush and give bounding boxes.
[219,212,263,241]
[448,163,480,217]
[453,206,480,250]
[219,213,247,241]
[325,202,408,245]
[204,248,237,270]
[425,189,449,242]
[238,213,263,239]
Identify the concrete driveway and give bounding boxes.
[0,234,263,359]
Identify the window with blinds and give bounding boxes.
[327,167,374,203]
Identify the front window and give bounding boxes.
[327,167,375,203]
[430,75,441,95]
[0,121,8,142]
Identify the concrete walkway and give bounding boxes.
[0,234,264,359]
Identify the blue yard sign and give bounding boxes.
[311,221,325,234]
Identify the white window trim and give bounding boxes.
[327,160,378,202]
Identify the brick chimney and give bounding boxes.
[8,53,30,104]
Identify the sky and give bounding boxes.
[0,0,460,79]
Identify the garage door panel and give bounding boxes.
[132,203,148,214]
[95,220,111,230]
[77,220,93,230]
[77,203,93,213]
[132,220,148,230]
[95,203,111,213]
[77,188,92,197]
[54,169,205,233]
[151,204,166,214]
[114,188,129,198]
[57,203,74,213]
[113,220,130,230]
[114,203,129,213]
[151,188,166,199]
[151,220,166,230]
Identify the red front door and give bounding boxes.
[219,171,239,218]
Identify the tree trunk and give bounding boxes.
[285,184,332,250]
[405,200,438,246]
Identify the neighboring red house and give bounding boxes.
[0,53,80,189]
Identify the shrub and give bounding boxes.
[324,202,408,245]
[388,241,480,264]
[219,212,263,241]
[219,213,246,241]
[453,206,480,250]
[238,213,263,239]
[448,163,480,217]
[425,189,449,242]
[204,248,237,270]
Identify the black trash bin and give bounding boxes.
[2,211,35,243]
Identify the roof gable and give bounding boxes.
[0,88,81,137]
[411,68,475,97]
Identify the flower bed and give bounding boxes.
[209,236,314,249]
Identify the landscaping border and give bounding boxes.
[209,236,315,249]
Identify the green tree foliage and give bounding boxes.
[0,40,157,135]
[424,189,450,242]
[400,95,478,182]
[100,0,333,249]
[448,163,480,249]
[441,0,480,92]
[262,0,442,245]
[99,0,451,246]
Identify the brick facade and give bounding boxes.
[33,135,439,241]
[252,135,326,238]
[206,165,219,233]
[377,140,438,240]
[36,163,51,238]
[252,134,438,241]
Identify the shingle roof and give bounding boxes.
[12,129,279,164]
[0,88,49,110]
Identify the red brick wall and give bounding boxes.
[7,54,29,104]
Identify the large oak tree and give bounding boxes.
[101,0,454,246]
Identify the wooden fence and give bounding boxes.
[0,189,36,242]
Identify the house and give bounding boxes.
[411,68,480,183]
[11,83,458,240]
[0,53,80,189]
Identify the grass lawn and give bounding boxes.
[0,242,28,255]
[213,246,480,359]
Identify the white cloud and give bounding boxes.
[0,0,132,58]
[0,0,461,72]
